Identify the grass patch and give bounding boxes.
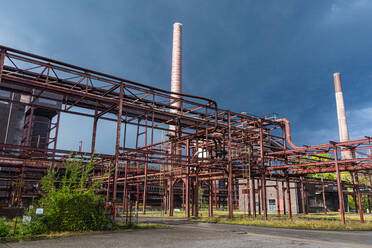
[138,209,372,231]
[0,222,168,244]
[192,215,372,231]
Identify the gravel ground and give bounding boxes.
[2,218,372,248]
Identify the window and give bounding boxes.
[268,199,276,213]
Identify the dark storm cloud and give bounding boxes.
[1,0,371,152]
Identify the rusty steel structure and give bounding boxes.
[0,45,371,224]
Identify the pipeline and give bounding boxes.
[275,118,300,149]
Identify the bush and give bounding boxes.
[21,218,48,235]
[0,218,10,237]
[38,190,108,232]
[32,156,109,233]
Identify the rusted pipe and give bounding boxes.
[275,118,300,149]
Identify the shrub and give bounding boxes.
[32,156,109,233]
[21,218,48,235]
[0,218,10,237]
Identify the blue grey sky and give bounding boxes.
[1,0,372,153]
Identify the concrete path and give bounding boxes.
[2,218,371,248]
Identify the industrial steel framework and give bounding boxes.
[0,45,371,224]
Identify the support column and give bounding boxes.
[122,117,128,214]
[354,172,364,223]
[259,121,267,220]
[0,48,5,83]
[258,179,261,215]
[300,176,306,214]
[286,176,292,219]
[321,174,327,215]
[113,83,124,201]
[369,173,372,214]
[251,176,256,218]
[276,180,280,216]
[194,175,199,217]
[350,172,358,213]
[169,179,174,216]
[227,112,233,219]
[186,139,190,218]
[333,145,345,224]
[247,178,251,216]
[281,180,286,215]
[91,103,98,154]
[142,114,149,214]
[209,180,213,217]
[214,180,217,209]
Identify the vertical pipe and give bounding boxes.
[113,83,124,201]
[333,73,352,160]
[333,145,345,224]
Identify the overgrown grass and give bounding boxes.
[300,212,372,222]
[138,209,372,230]
[192,215,372,231]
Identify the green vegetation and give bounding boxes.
[193,215,372,231]
[0,222,169,243]
[0,157,165,243]
[29,156,109,233]
[0,218,10,237]
[139,209,372,230]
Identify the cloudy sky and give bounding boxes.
[1,0,371,153]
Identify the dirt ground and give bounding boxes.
[2,218,372,248]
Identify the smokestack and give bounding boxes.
[170,23,182,135]
[333,72,352,159]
